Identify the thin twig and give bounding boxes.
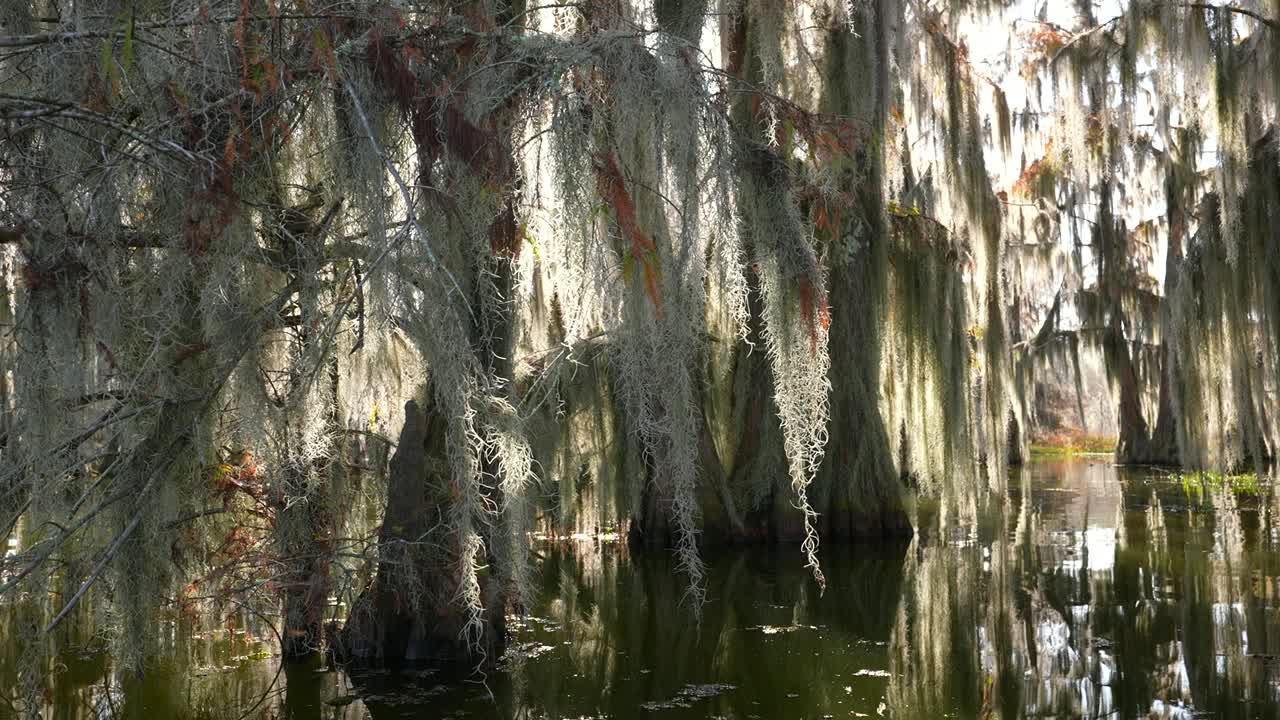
[44,506,145,633]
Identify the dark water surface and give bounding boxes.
[9,458,1280,719]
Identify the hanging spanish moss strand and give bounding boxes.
[2,0,1278,693]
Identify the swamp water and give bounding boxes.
[8,458,1280,719]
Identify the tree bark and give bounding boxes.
[810,0,911,538]
[337,398,504,666]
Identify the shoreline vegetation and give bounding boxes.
[1174,469,1265,497]
[1029,429,1119,458]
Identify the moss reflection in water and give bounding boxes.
[6,459,1280,718]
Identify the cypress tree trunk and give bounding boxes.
[277,460,334,659]
[1147,174,1186,466]
[1105,316,1154,464]
[338,398,504,665]
[811,0,911,538]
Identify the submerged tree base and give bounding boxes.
[333,398,506,667]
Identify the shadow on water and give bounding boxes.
[8,458,1280,718]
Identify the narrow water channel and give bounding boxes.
[7,458,1280,719]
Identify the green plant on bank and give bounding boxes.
[1176,470,1264,501]
[1028,432,1118,458]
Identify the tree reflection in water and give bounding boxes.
[892,458,1280,719]
[6,459,1280,719]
